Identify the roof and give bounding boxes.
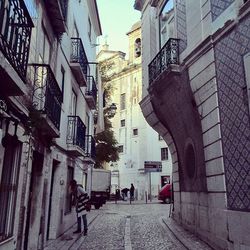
[126,21,141,35]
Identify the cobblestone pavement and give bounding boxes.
[71,201,187,250]
[46,200,213,250]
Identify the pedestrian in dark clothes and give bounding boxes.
[130,183,135,200]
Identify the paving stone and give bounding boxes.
[45,200,214,250]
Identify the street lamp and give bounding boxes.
[107,103,117,118]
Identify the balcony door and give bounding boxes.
[39,26,51,64]
[159,0,174,48]
[33,26,52,111]
[70,90,77,116]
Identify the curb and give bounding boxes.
[162,217,213,250]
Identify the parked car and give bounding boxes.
[158,183,172,203]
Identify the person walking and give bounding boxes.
[130,183,135,201]
[69,180,89,235]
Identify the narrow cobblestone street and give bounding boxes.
[71,201,185,250]
[46,200,213,250]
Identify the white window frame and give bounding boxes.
[161,147,168,161]
[121,119,125,127]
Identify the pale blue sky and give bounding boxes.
[96,0,141,56]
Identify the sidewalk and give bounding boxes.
[162,217,214,250]
[44,211,99,250]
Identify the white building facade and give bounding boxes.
[0,0,102,249]
[97,22,172,200]
[135,0,250,249]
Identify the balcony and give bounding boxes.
[84,135,96,162]
[148,38,180,86]
[86,76,97,109]
[66,116,86,156]
[0,0,33,96]
[70,38,89,87]
[29,64,63,137]
[44,0,67,34]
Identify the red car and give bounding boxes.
[158,183,172,203]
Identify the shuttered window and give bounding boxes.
[120,93,126,110]
[0,140,22,242]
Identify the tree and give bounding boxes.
[94,116,119,168]
[94,59,119,168]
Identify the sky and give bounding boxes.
[96,0,141,56]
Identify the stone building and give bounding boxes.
[97,22,172,199]
[0,0,102,249]
[135,0,250,249]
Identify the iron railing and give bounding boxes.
[86,76,97,103]
[67,116,86,152]
[148,38,179,85]
[71,38,89,77]
[0,0,33,80]
[29,64,63,130]
[85,135,96,159]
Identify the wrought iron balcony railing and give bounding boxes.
[148,38,179,85]
[85,135,96,159]
[86,76,97,108]
[70,38,89,86]
[29,64,63,131]
[67,116,86,152]
[0,0,33,80]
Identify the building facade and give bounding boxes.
[135,0,250,249]
[0,0,102,249]
[97,22,172,200]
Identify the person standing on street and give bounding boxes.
[130,183,135,201]
[69,180,89,235]
[121,187,129,201]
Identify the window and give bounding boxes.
[70,90,77,116]
[134,38,141,57]
[86,113,90,135]
[133,128,138,136]
[120,93,126,110]
[88,17,92,41]
[61,66,65,101]
[65,167,74,214]
[161,147,168,161]
[159,0,174,48]
[118,145,124,153]
[121,119,125,127]
[39,26,51,64]
[0,141,22,242]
